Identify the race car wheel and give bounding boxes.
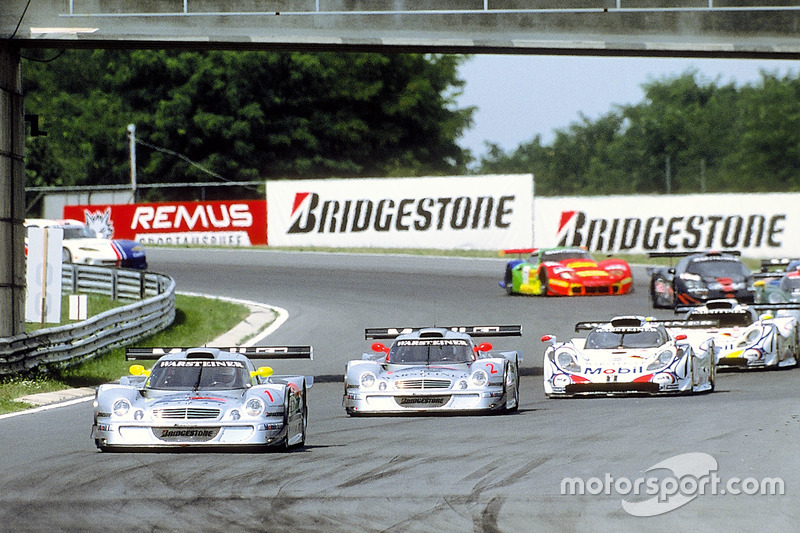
[503,265,515,295]
[504,363,519,413]
[539,270,550,296]
[708,360,716,392]
[62,248,72,264]
[298,386,308,447]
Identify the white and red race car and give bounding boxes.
[542,316,716,397]
[674,299,800,370]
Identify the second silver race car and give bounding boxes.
[343,325,522,415]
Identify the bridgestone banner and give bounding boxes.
[534,193,799,258]
[266,175,534,250]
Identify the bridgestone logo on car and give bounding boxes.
[400,397,446,405]
[159,429,216,437]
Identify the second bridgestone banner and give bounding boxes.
[266,175,534,250]
[534,193,797,258]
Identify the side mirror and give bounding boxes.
[251,366,274,379]
[371,342,389,353]
[675,334,687,341]
[541,334,557,345]
[474,342,493,352]
[129,364,150,377]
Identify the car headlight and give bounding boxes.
[245,397,265,417]
[112,398,131,416]
[647,350,675,371]
[557,270,574,280]
[471,369,488,387]
[360,371,377,389]
[555,350,581,372]
[606,267,625,278]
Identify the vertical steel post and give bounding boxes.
[0,43,25,336]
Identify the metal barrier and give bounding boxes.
[0,265,175,375]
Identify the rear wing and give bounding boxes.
[125,346,314,361]
[575,319,719,331]
[365,325,522,340]
[648,250,741,258]
[676,303,800,314]
[499,248,536,257]
[647,319,721,329]
[760,258,799,272]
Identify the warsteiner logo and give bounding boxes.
[556,211,786,253]
[288,192,516,234]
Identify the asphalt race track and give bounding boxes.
[1,248,798,532]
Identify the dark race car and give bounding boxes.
[648,251,755,309]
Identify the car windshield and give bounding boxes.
[688,259,750,279]
[148,360,249,390]
[62,225,97,239]
[388,339,473,364]
[585,329,668,349]
[539,249,591,263]
[780,276,800,293]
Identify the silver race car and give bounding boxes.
[675,299,800,370]
[343,325,522,415]
[542,316,716,397]
[92,346,313,451]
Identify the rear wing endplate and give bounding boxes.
[125,346,314,361]
[365,325,522,340]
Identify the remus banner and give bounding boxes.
[266,175,534,250]
[534,193,797,258]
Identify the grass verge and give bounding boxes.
[0,294,251,415]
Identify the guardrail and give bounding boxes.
[0,265,175,375]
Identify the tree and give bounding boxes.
[22,50,475,199]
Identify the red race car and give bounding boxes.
[499,247,633,296]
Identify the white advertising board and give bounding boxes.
[534,193,800,258]
[25,226,63,323]
[266,175,533,250]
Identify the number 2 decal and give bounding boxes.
[486,363,498,374]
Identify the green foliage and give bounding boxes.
[23,50,474,198]
[476,68,800,196]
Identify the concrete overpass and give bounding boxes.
[2,0,800,335]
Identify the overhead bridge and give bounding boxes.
[3,1,800,57]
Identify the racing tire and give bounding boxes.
[708,361,716,393]
[297,385,308,448]
[504,363,520,413]
[503,265,515,295]
[539,270,550,296]
[282,389,293,451]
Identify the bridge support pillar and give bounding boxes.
[0,43,26,337]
